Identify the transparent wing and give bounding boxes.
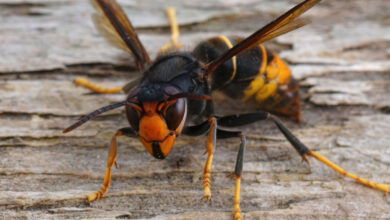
[206,0,320,75]
[91,0,151,70]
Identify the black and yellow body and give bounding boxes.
[63,1,390,220]
[193,36,300,120]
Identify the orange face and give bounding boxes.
[126,99,187,159]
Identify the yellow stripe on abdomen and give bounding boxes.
[242,45,267,101]
[273,55,291,85]
[255,81,278,102]
[216,35,237,82]
[242,51,292,103]
[242,77,265,101]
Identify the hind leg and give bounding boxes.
[217,112,390,193]
[217,129,246,220]
[73,77,122,94]
[159,8,183,54]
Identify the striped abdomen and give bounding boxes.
[193,36,301,120]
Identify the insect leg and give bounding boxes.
[202,117,217,200]
[86,127,136,202]
[159,8,183,54]
[184,122,246,219]
[270,116,390,193]
[182,117,217,200]
[217,129,246,220]
[73,77,123,94]
[218,112,390,193]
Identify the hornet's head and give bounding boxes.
[62,54,209,159]
[125,84,189,159]
[124,54,210,159]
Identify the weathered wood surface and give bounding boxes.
[1,0,390,219]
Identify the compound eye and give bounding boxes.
[164,98,186,130]
[126,105,141,131]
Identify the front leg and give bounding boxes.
[184,122,246,219]
[87,127,136,202]
[203,117,217,200]
[182,117,217,200]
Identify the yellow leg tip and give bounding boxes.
[308,151,390,193]
[86,192,99,203]
[233,210,242,220]
[366,182,390,193]
[73,77,122,94]
[202,188,212,201]
[378,184,390,193]
[74,77,87,86]
[166,7,175,13]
